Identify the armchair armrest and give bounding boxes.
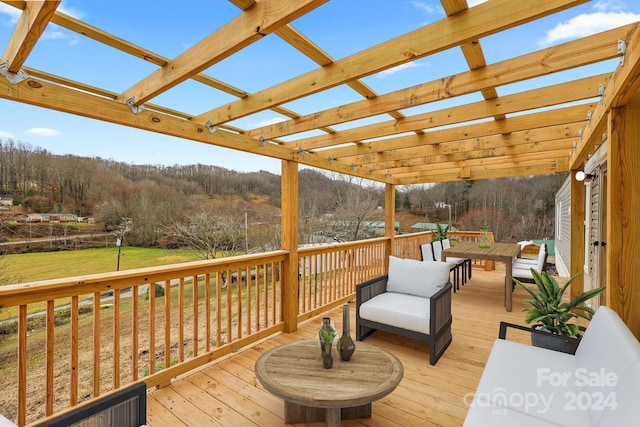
[430,281,452,337]
[356,275,388,305]
[498,321,532,339]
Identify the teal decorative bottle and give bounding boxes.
[338,305,355,361]
[319,317,336,368]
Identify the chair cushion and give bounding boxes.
[512,266,535,279]
[359,292,431,334]
[387,256,450,298]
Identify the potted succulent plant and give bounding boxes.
[513,269,605,354]
[430,223,459,244]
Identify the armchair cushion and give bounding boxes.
[358,292,431,334]
[387,256,450,298]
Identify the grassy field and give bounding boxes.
[0,247,203,322]
[1,247,202,284]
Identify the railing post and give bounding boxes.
[281,160,299,333]
[384,183,396,272]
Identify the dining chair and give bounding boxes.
[442,238,472,282]
[431,240,463,291]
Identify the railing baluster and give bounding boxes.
[149,282,156,375]
[71,295,79,405]
[18,305,27,427]
[205,274,211,352]
[247,268,252,335]
[237,268,242,339]
[164,279,171,372]
[45,300,54,415]
[113,290,120,389]
[93,292,100,398]
[216,272,222,347]
[178,277,184,362]
[226,269,232,345]
[132,286,139,381]
[192,275,198,357]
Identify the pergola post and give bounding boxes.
[384,183,396,272]
[608,92,640,338]
[281,160,299,333]
[569,171,585,299]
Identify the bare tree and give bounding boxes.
[165,208,244,260]
[329,174,382,241]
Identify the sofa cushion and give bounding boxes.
[470,339,590,427]
[359,292,431,334]
[595,360,640,427]
[575,306,640,425]
[464,401,562,426]
[386,256,449,298]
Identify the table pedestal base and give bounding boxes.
[284,401,371,426]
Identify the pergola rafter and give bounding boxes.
[0,0,637,186]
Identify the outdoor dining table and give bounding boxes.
[442,241,521,311]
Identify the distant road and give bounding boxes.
[0,233,113,246]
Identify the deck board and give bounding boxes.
[148,267,552,426]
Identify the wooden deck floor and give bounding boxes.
[147,267,547,427]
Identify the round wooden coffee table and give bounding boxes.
[255,339,403,426]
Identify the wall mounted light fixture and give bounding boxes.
[575,171,596,182]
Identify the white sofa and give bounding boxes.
[356,256,453,365]
[464,306,640,426]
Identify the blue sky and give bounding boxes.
[0,0,639,174]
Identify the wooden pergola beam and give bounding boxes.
[368,139,575,172]
[0,75,391,183]
[246,23,630,141]
[396,157,568,184]
[571,22,640,168]
[328,104,591,159]
[196,0,588,125]
[353,125,581,165]
[390,148,571,176]
[297,74,606,151]
[1,0,60,73]
[122,0,328,106]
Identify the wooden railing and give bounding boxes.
[0,231,494,425]
[0,252,287,426]
[297,238,387,321]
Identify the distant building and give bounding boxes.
[410,222,457,233]
[0,197,12,206]
[26,213,78,223]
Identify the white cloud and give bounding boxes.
[0,130,14,139]
[376,61,424,78]
[467,0,489,6]
[252,117,286,128]
[0,3,20,24]
[25,128,61,137]
[411,1,441,15]
[58,5,83,20]
[539,1,640,46]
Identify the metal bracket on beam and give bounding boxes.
[205,120,218,134]
[126,96,145,115]
[617,39,626,66]
[598,84,605,104]
[0,61,29,84]
[586,111,592,126]
[297,146,304,156]
[327,155,333,164]
[259,132,266,147]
